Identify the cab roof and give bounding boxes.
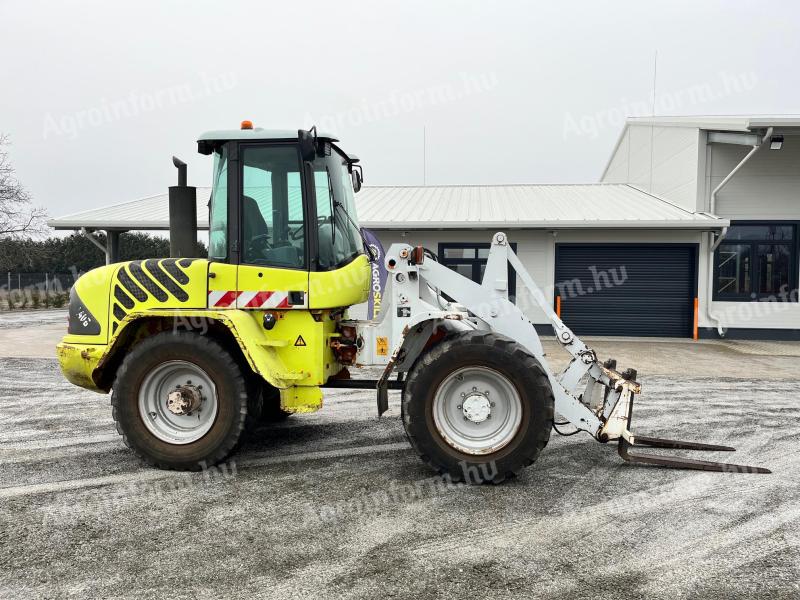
[197,128,339,143]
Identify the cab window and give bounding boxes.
[241,145,306,269]
[208,147,228,261]
[312,148,362,269]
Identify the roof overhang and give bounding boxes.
[47,184,728,233]
[48,221,209,231]
[361,220,729,230]
[624,115,800,131]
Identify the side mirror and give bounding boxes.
[351,164,363,193]
[298,127,317,161]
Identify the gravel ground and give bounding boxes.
[0,310,65,359]
[1,319,799,599]
[0,309,67,329]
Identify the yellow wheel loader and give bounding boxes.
[56,123,770,481]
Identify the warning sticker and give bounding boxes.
[376,336,389,356]
[294,335,307,347]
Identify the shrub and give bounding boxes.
[51,292,68,308]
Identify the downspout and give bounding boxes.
[80,227,107,255]
[705,126,773,337]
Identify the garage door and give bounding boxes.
[554,244,697,337]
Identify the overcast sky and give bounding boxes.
[1,0,798,223]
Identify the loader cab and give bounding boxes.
[198,125,370,309]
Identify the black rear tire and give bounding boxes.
[244,383,291,437]
[111,331,248,471]
[259,384,292,423]
[402,331,554,484]
[244,380,264,433]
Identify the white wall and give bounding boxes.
[709,135,800,218]
[602,125,702,212]
[710,293,800,330]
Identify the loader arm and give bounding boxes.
[352,232,770,474]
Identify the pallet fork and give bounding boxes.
[616,386,770,473]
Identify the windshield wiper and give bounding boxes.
[325,165,378,262]
[326,167,337,248]
[333,199,378,262]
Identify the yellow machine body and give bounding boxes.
[57,255,370,413]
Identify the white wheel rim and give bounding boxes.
[432,366,523,455]
[138,360,218,445]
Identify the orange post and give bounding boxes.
[692,297,699,340]
[556,295,561,318]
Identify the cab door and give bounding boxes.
[206,144,239,308]
[235,144,309,309]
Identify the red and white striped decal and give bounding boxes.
[207,290,240,308]
[207,290,302,309]
[236,290,292,309]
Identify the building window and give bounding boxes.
[714,223,798,301]
[438,243,517,300]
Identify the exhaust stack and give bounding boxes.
[169,156,197,258]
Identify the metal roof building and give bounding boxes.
[47,114,800,339]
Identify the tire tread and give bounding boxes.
[402,330,554,484]
[111,331,248,471]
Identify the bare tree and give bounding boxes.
[0,134,46,237]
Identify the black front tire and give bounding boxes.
[402,331,554,484]
[111,331,248,471]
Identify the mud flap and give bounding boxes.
[377,384,389,416]
[375,355,395,417]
